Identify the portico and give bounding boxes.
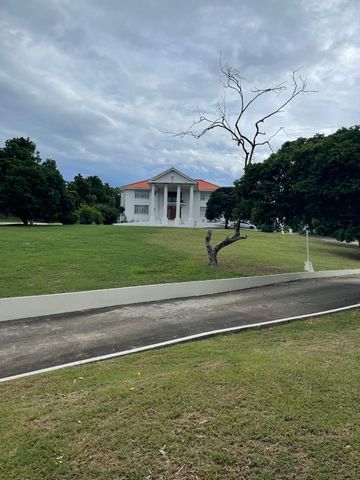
[149,183,195,226]
[147,169,197,226]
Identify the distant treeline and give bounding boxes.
[207,126,360,244]
[0,137,122,225]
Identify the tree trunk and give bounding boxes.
[205,230,218,266]
[208,249,218,266]
[205,220,247,267]
[22,218,28,226]
[225,217,229,229]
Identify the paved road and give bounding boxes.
[1,276,359,379]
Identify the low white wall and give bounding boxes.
[1,269,359,323]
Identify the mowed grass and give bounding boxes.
[0,310,359,479]
[0,225,359,297]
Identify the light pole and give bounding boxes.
[304,226,314,272]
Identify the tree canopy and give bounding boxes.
[68,174,121,224]
[236,126,360,243]
[0,137,121,225]
[0,138,50,225]
[206,187,236,229]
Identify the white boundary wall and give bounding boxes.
[1,269,360,323]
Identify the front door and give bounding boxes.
[167,205,176,220]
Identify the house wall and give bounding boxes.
[123,186,214,225]
[123,189,150,222]
[195,190,212,225]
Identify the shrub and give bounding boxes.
[77,204,103,224]
[59,210,78,225]
[98,204,119,225]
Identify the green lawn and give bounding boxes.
[0,225,359,298]
[0,309,359,479]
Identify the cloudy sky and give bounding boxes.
[0,0,359,186]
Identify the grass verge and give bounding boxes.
[0,309,359,479]
[0,225,359,297]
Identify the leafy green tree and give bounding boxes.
[0,137,79,225]
[68,174,120,220]
[59,188,79,224]
[0,138,47,225]
[235,140,305,229]
[297,127,360,243]
[114,187,122,210]
[69,175,104,206]
[0,137,125,226]
[206,187,236,229]
[68,174,95,207]
[88,176,111,204]
[41,159,70,222]
[236,126,360,244]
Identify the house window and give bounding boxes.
[200,207,206,217]
[135,190,149,199]
[134,205,149,214]
[168,191,183,202]
[200,192,206,201]
[168,191,177,202]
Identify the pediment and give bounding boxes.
[149,167,196,185]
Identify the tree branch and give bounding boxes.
[205,219,247,266]
[172,60,315,168]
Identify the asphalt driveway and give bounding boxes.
[1,275,359,379]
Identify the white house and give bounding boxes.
[120,167,220,227]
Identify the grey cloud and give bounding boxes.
[0,0,359,186]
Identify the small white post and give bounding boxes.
[304,228,314,272]
[306,230,310,263]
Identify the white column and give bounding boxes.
[175,185,181,224]
[162,184,168,224]
[149,184,155,224]
[187,184,194,226]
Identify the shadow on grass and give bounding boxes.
[328,248,360,261]
[0,224,62,228]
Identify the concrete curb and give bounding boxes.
[1,269,360,323]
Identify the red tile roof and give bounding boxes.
[196,179,220,191]
[122,180,150,189]
[122,178,220,191]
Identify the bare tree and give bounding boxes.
[177,59,313,168]
[174,59,313,266]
